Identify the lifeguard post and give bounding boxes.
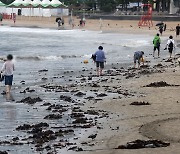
[138,4,153,27]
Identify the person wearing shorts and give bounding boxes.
[93,46,106,76]
[165,35,175,58]
[134,51,144,68]
[1,54,15,93]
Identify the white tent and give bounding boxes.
[41,0,51,8]
[31,0,43,16]
[50,0,62,7]
[5,0,68,17]
[0,2,6,14]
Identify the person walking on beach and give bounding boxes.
[159,25,163,36]
[153,33,161,58]
[134,51,144,69]
[164,35,175,58]
[13,13,16,24]
[93,46,106,76]
[176,24,180,37]
[1,54,15,94]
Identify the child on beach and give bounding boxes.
[93,46,106,76]
[134,51,144,68]
[1,54,15,93]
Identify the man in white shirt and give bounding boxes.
[165,35,175,58]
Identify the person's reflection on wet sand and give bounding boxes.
[5,93,15,102]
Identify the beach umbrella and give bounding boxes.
[156,22,164,26]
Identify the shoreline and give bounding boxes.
[1,16,180,37]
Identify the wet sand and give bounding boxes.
[1,17,180,154]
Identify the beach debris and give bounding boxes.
[144,81,179,87]
[74,92,86,97]
[124,72,136,79]
[153,63,164,68]
[96,93,107,97]
[140,65,149,68]
[72,117,88,124]
[85,110,99,115]
[20,87,35,93]
[0,151,8,154]
[60,95,73,102]
[116,139,170,149]
[1,91,6,95]
[38,69,48,72]
[88,134,97,140]
[16,97,43,104]
[164,59,173,63]
[90,83,100,87]
[44,114,62,120]
[130,101,150,106]
[16,122,49,131]
[88,76,92,80]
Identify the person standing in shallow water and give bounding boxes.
[153,33,161,58]
[93,46,106,76]
[1,54,15,94]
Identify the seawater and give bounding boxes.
[0,26,156,84]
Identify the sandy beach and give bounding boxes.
[0,16,180,154]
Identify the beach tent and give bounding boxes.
[50,0,63,8]
[0,1,6,6]
[41,0,51,8]
[31,0,42,16]
[0,1,6,14]
[49,0,68,16]
[7,0,27,8]
[6,0,68,17]
[23,0,33,7]
[31,0,41,8]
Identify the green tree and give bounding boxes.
[97,0,117,12]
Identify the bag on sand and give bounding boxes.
[0,73,4,82]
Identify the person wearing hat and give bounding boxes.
[93,46,106,76]
[134,51,144,68]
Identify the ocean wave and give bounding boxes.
[94,39,150,48]
[16,55,81,61]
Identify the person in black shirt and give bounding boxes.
[176,24,180,37]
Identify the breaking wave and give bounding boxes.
[16,55,81,61]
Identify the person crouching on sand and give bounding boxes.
[134,51,144,68]
[93,46,106,76]
[1,54,15,93]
